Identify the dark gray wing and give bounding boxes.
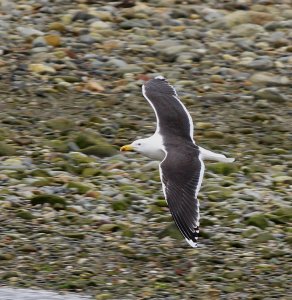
[159,145,204,247]
[142,76,194,142]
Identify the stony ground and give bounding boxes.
[0,0,291,299]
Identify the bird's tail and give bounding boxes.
[199,146,235,163]
[217,157,235,163]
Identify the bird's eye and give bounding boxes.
[138,143,141,146]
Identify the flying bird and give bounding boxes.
[120,76,234,247]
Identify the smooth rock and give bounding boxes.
[223,11,275,27]
[249,72,290,86]
[231,24,266,37]
[255,87,288,102]
[160,45,190,62]
[17,26,44,37]
[32,36,47,47]
[120,20,151,29]
[107,58,128,68]
[265,20,292,31]
[246,58,273,70]
[117,64,144,74]
[153,39,179,49]
[72,11,95,22]
[90,21,111,30]
[28,64,56,74]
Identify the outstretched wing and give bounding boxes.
[159,145,204,247]
[142,76,203,247]
[142,76,194,142]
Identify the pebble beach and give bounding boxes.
[0,0,291,299]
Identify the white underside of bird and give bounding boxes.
[124,133,234,163]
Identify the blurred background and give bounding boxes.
[0,0,291,299]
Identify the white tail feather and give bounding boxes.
[199,146,235,163]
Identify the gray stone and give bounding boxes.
[119,20,151,30]
[32,36,47,47]
[222,12,250,27]
[153,39,179,50]
[231,24,266,37]
[72,11,95,22]
[79,34,97,44]
[116,64,144,74]
[246,59,273,70]
[255,88,288,102]
[17,26,44,37]
[203,10,224,22]
[160,45,190,62]
[249,72,290,86]
[0,20,10,29]
[254,99,271,108]
[107,58,128,68]
[222,11,275,28]
[265,20,292,31]
[283,10,292,20]
[0,287,91,300]
[90,20,111,30]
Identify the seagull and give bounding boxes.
[120,76,234,247]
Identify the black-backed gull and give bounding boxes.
[120,76,234,247]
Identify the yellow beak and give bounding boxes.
[120,144,134,152]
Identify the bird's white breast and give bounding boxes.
[140,134,166,161]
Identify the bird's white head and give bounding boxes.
[120,136,165,161]
[120,138,148,155]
